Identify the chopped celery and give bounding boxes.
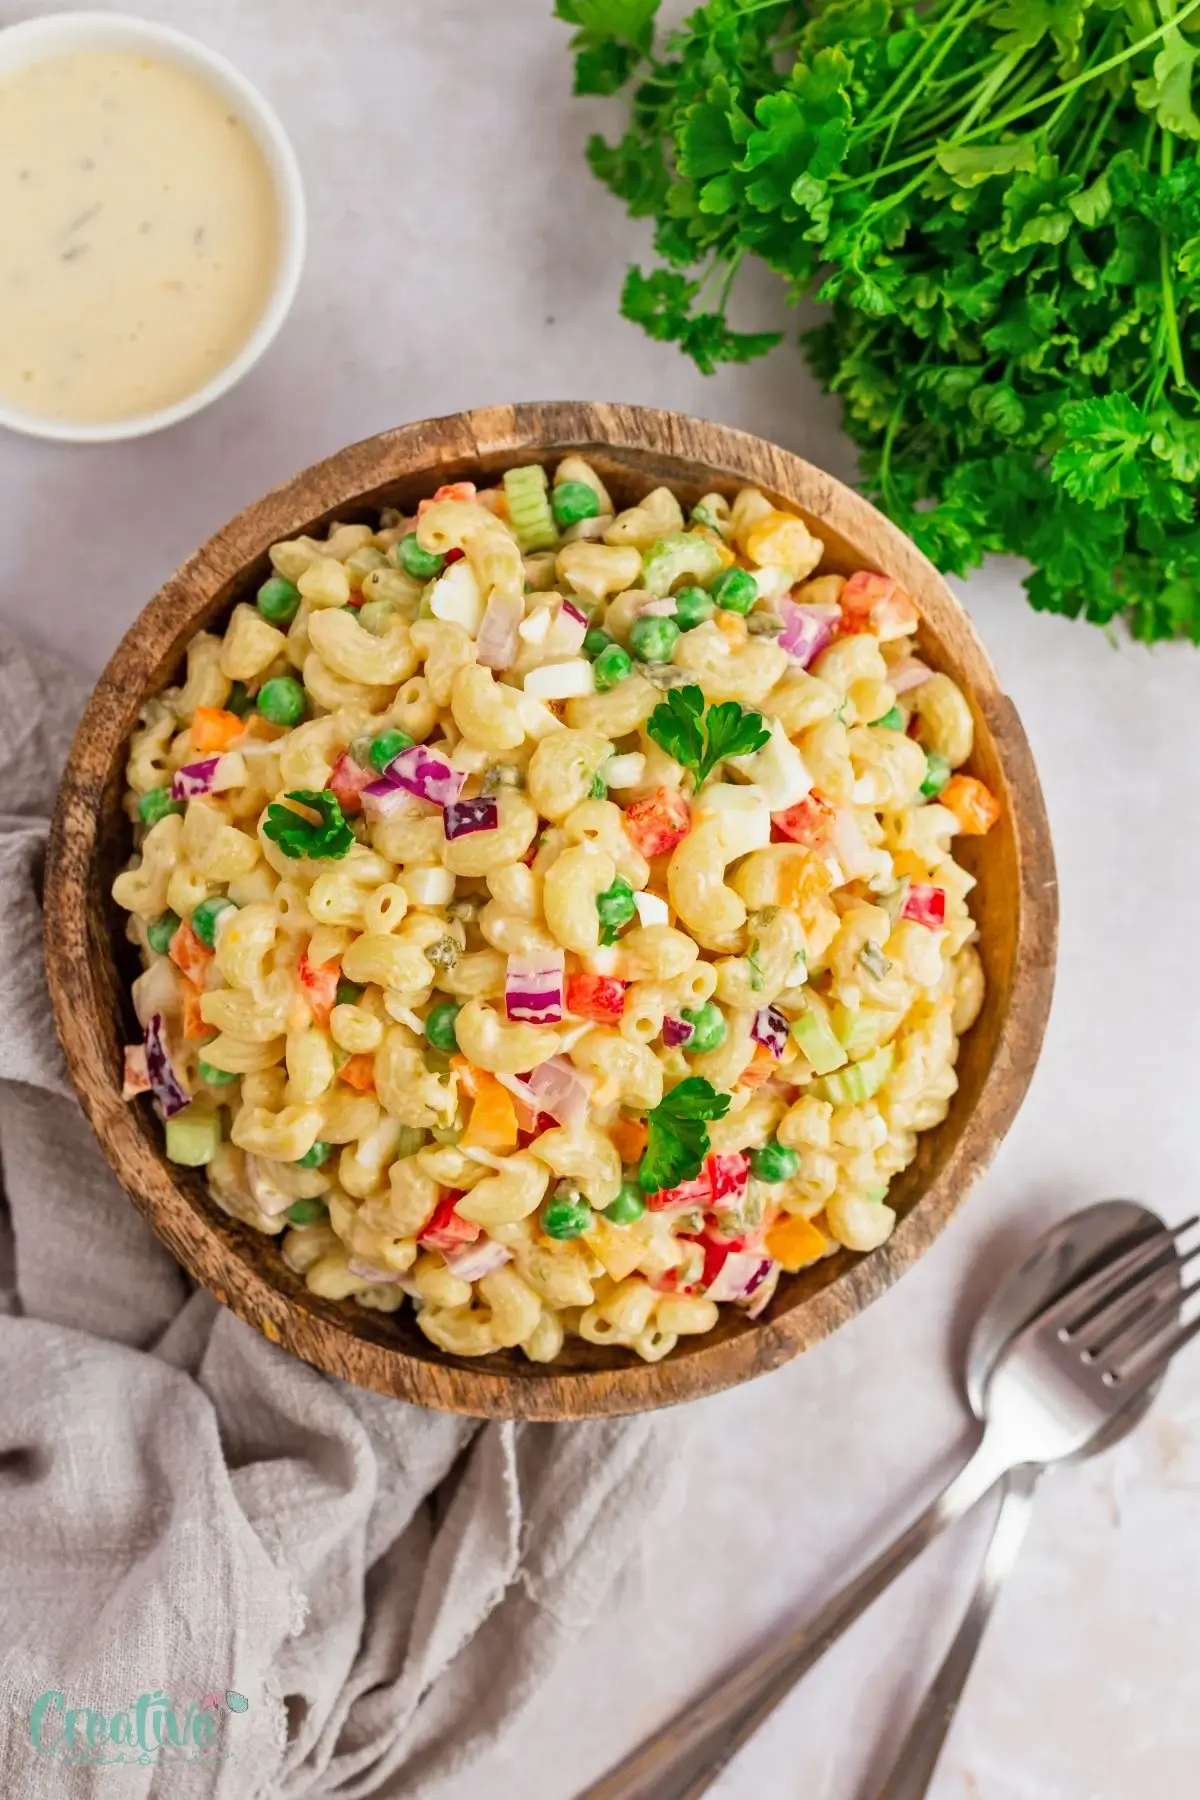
[641,531,727,597]
[790,1008,848,1076]
[164,1109,221,1167]
[832,1004,888,1060]
[503,464,558,552]
[812,1043,895,1107]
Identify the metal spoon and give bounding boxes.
[868,1200,1170,1800]
[578,1202,1182,1800]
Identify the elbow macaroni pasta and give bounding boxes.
[114,463,996,1363]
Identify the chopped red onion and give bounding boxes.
[751,1005,789,1058]
[704,1250,774,1304]
[361,779,424,822]
[742,1260,781,1318]
[889,657,934,694]
[348,1256,405,1285]
[662,1015,695,1049]
[476,589,524,670]
[505,951,564,1025]
[778,601,838,669]
[444,797,499,839]
[636,596,678,618]
[526,1056,593,1130]
[561,598,589,628]
[144,1012,189,1118]
[443,1239,513,1281]
[387,744,466,808]
[171,757,221,801]
[122,1044,150,1099]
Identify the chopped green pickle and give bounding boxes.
[286,1198,329,1225]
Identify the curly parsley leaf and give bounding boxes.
[646,684,770,786]
[554,0,659,95]
[262,790,354,861]
[638,1077,731,1194]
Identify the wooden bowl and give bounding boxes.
[45,403,1057,1419]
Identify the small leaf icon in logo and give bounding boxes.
[225,1691,249,1714]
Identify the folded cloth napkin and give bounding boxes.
[0,628,686,1798]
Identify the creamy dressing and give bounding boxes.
[0,51,279,423]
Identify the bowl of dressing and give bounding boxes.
[0,11,306,442]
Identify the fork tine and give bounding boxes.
[1083,1241,1200,1359]
[1098,1277,1200,1379]
[1113,1306,1200,1391]
[1047,1218,1197,1336]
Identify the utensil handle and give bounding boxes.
[868,1463,1041,1800]
[576,1439,1010,1800]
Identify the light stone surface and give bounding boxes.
[2,4,1199,1796]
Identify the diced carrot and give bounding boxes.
[168,921,213,985]
[461,1074,519,1150]
[298,951,338,1027]
[714,609,748,649]
[940,774,1000,836]
[765,1214,827,1272]
[738,1048,777,1089]
[180,977,214,1042]
[338,1054,376,1092]
[417,481,477,518]
[450,1053,481,1098]
[609,1114,648,1165]
[191,707,244,753]
[623,787,691,860]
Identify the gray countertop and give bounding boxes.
[3,4,1198,1796]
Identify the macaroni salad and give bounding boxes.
[114,461,999,1365]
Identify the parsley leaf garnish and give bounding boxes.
[646,684,770,787]
[262,790,354,861]
[638,1076,731,1194]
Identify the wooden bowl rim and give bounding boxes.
[45,402,1057,1418]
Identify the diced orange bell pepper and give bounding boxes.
[609,1114,648,1165]
[338,1054,376,1092]
[766,1214,827,1272]
[180,977,215,1042]
[450,1053,481,1098]
[298,951,339,1027]
[940,774,1000,836]
[191,707,245,753]
[461,1074,519,1150]
[714,609,748,649]
[169,921,213,985]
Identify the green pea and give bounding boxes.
[369,728,414,774]
[750,1141,801,1183]
[589,771,608,800]
[710,567,758,615]
[920,750,952,799]
[257,574,301,625]
[680,1000,726,1054]
[673,585,715,631]
[541,1194,593,1240]
[583,627,613,661]
[603,1181,646,1225]
[225,680,253,718]
[596,876,636,945]
[875,704,905,731]
[295,1141,332,1169]
[257,675,307,727]
[424,1001,462,1051]
[286,1197,329,1225]
[552,480,601,528]
[335,977,364,1007]
[197,1058,239,1087]
[629,615,680,664]
[191,896,237,950]
[396,533,445,580]
[146,911,181,955]
[139,786,182,826]
[593,643,633,691]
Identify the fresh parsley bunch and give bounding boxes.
[557,0,1200,641]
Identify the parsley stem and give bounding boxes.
[857,0,976,131]
[874,0,987,169]
[1160,133,1188,393]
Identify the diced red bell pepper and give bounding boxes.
[444,546,465,564]
[328,751,372,817]
[298,951,339,1026]
[901,882,947,929]
[772,793,835,849]
[622,787,691,860]
[168,920,213,986]
[706,1151,750,1206]
[565,972,627,1022]
[418,1192,482,1253]
[647,1171,712,1213]
[839,570,920,639]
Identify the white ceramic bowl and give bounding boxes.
[0,11,307,444]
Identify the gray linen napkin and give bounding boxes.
[0,628,685,1798]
